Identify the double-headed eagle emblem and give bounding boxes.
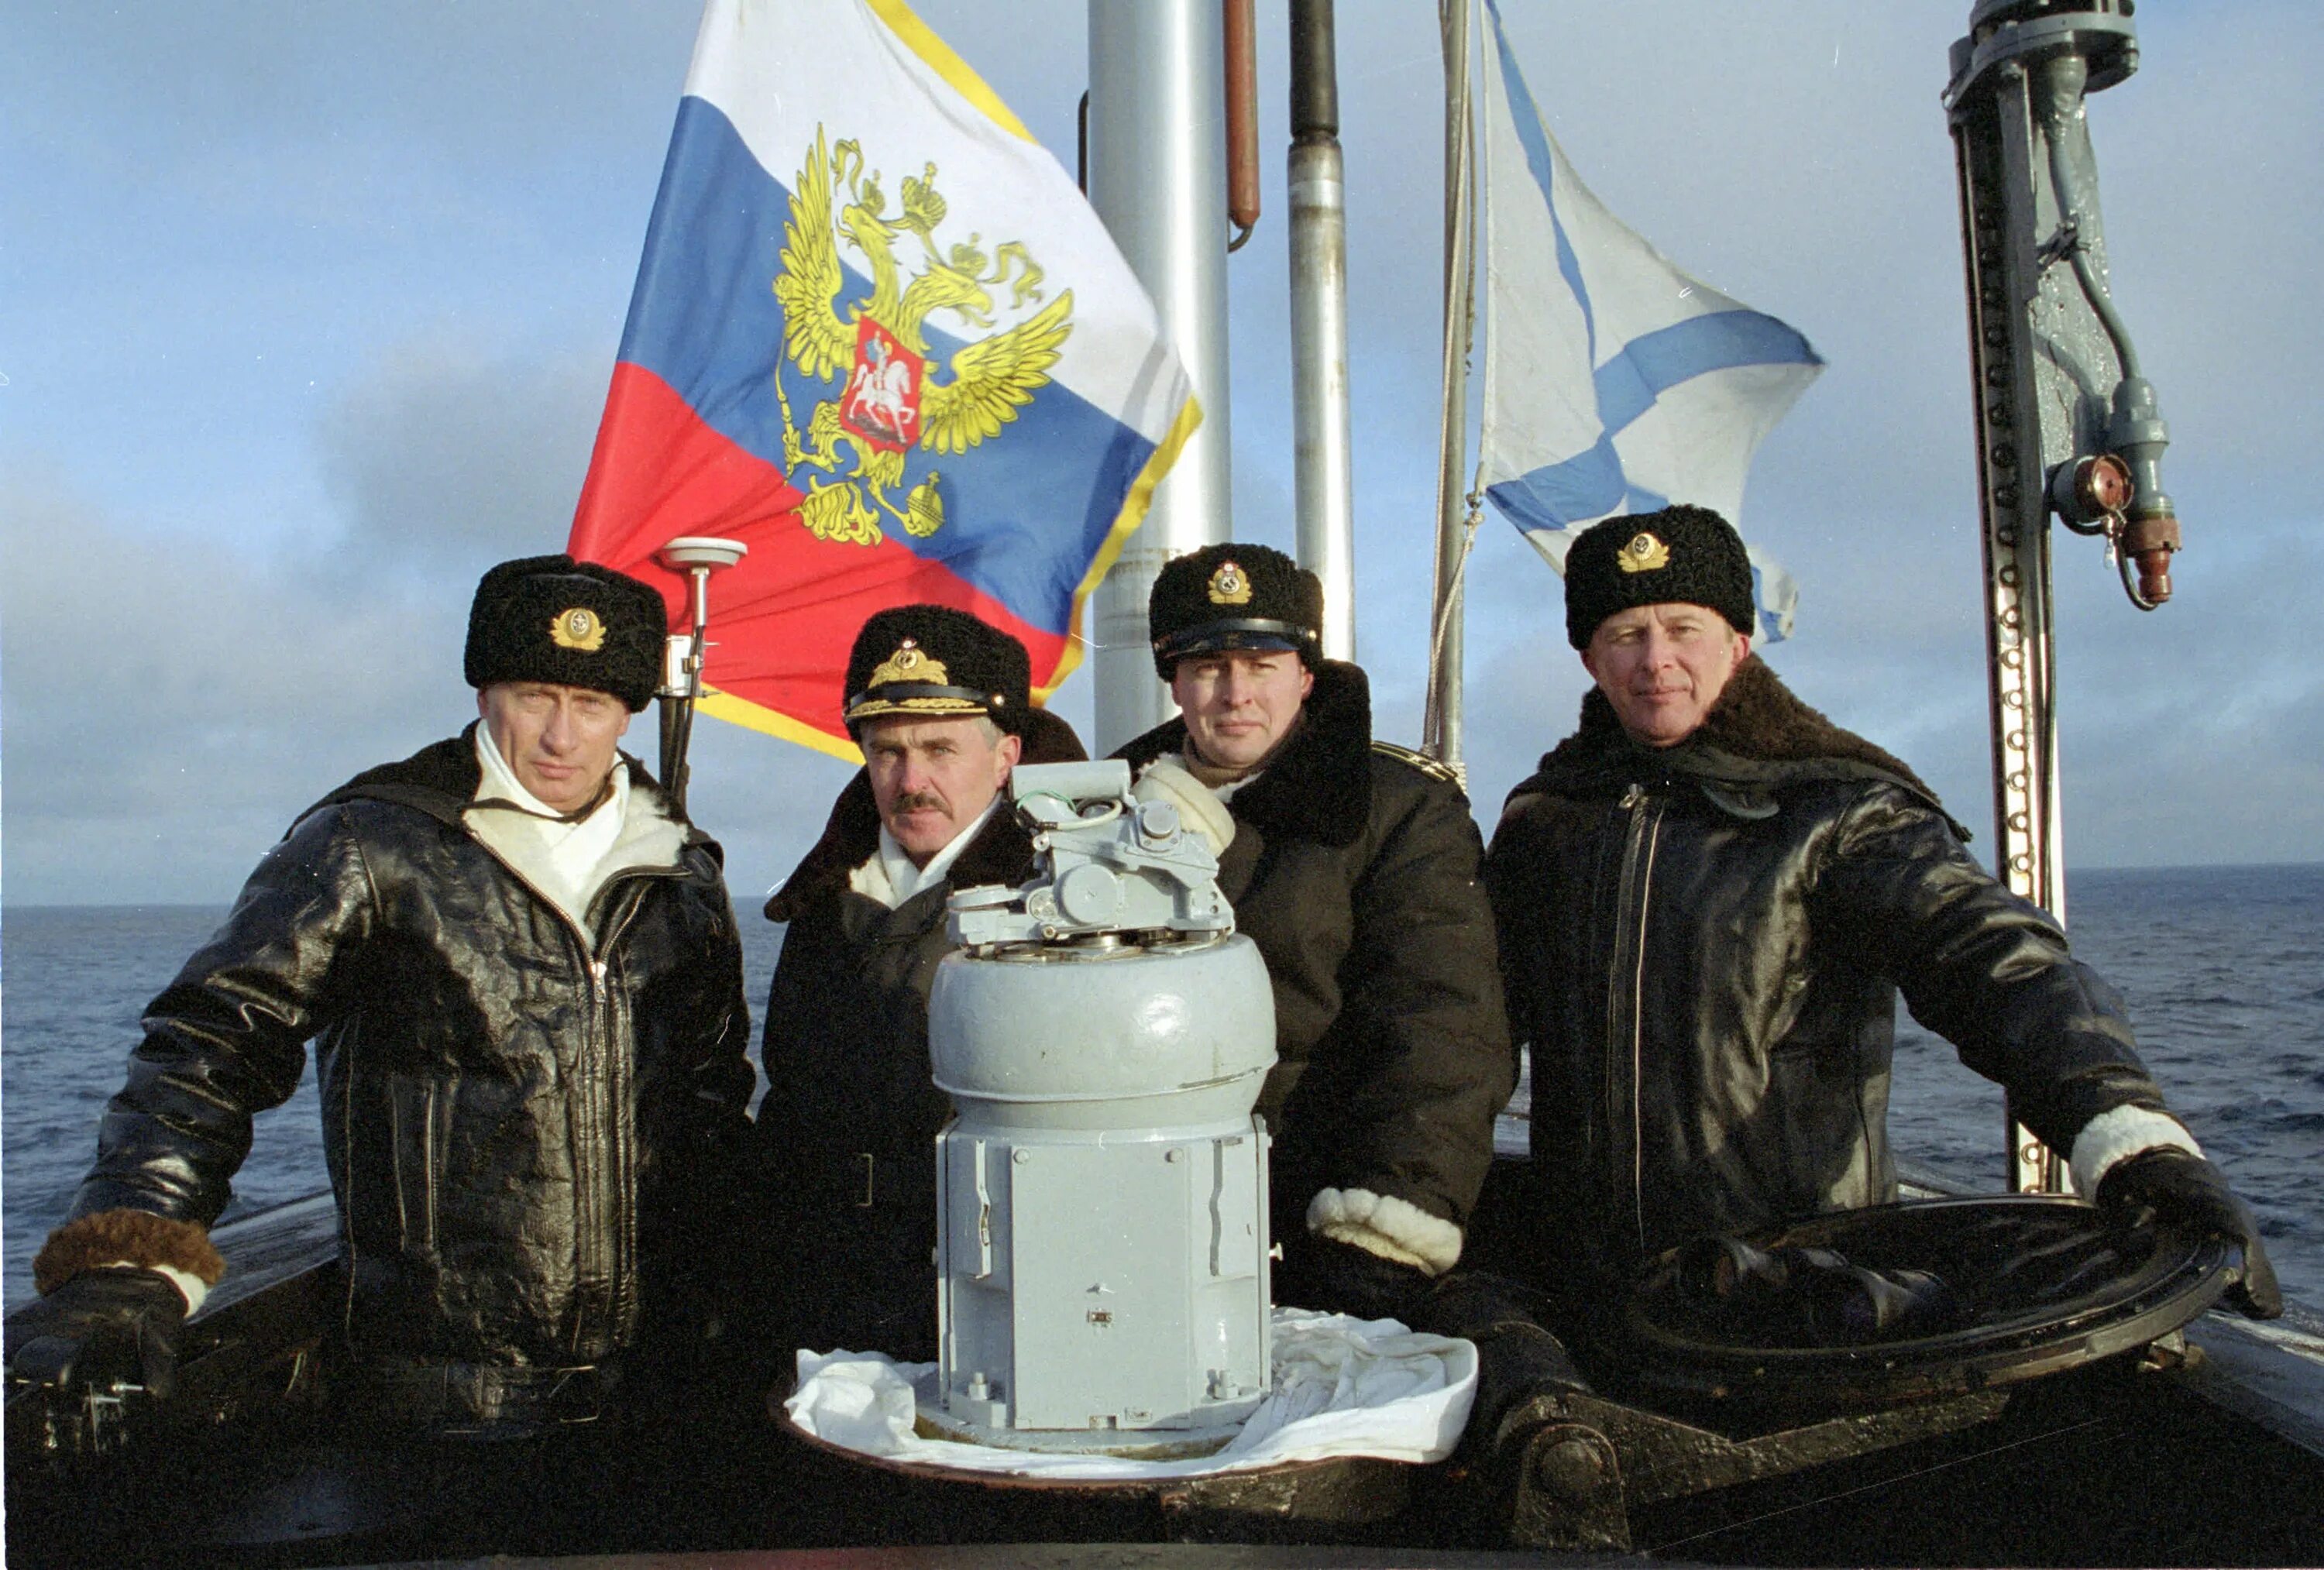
[772,128,1075,548]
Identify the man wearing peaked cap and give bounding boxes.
[10,554,757,1482]
[755,603,1087,1362]
[1485,504,2280,1354]
[1112,542,1515,1328]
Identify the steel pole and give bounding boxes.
[1288,0,1356,661]
[1087,0,1234,752]
[1946,2,2147,1192]
[1424,0,1476,768]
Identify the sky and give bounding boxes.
[4,1,2319,910]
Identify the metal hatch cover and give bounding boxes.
[1624,1195,2235,1411]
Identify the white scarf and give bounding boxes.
[848,795,1004,911]
[466,727,684,940]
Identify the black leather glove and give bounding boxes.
[3,1268,189,1399]
[1277,1232,1432,1323]
[2097,1149,2282,1320]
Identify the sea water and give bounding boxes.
[5,862,2320,1310]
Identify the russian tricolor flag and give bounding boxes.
[571,0,1198,758]
[1476,0,1820,642]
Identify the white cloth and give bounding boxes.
[847,795,1005,910]
[465,729,684,939]
[782,1309,1476,1480]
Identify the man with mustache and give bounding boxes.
[755,605,1084,1362]
[1484,505,2280,1344]
[1114,545,1515,1324]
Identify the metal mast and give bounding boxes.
[1287,0,1356,661]
[1946,0,2181,1192]
[1423,0,1478,771]
[1085,0,1234,754]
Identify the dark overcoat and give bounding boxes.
[754,711,1085,1361]
[1115,661,1516,1263]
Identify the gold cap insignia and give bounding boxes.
[868,637,950,688]
[1615,531,1670,574]
[550,606,607,651]
[1208,560,1253,606]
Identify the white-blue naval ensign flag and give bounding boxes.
[1476,1,1822,642]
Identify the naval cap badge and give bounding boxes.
[1615,531,1671,574]
[550,606,607,651]
[868,637,950,688]
[1207,560,1253,606]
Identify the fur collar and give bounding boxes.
[1113,660,1373,850]
[303,722,706,842]
[1511,657,1961,832]
[765,707,1087,922]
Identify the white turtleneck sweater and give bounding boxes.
[464,727,686,940]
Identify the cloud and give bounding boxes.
[315,335,613,579]
[0,465,469,904]
[5,1,2321,908]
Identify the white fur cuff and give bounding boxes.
[93,1260,207,1316]
[1133,759,1237,857]
[1307,1187,1463,1276]
[2069,1104,2203,1198]
[148,1263,209,1316]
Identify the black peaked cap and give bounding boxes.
[844,604,1031,734]
[464,554,668,710]
[1148,542,1324,678]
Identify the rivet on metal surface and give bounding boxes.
[2003,690,2025,709]
[2008,730,2028,752]
[1012,1148,1031,1164]
[1999,564,2020,588]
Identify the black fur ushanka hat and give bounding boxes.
[1563,504,1755,649]
[463,555,668,710]
[1147,542,1325,679]
[843,604,1031,735]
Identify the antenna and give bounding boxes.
[653,536,748,819]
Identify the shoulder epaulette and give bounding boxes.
[1370,740,1463,789]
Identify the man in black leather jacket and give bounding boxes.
[1485,506,2278,1321]
[6,556,758,1441]
[1115,545,1515,1324]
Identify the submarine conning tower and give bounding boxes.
[927,759,1277,1455]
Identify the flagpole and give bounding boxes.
[1424,0,1477,773]
[1287,0,1356,662]
[1086,0,1234,754]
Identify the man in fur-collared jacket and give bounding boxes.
[1485,505,2279,1321]
[755,605,1086,1362]
[1115,544,1516,1324]
[5,556,758,1438]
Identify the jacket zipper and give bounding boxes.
[590,884,656,1349]
[454,826,689,1355]
[1606,783,1663,1255]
